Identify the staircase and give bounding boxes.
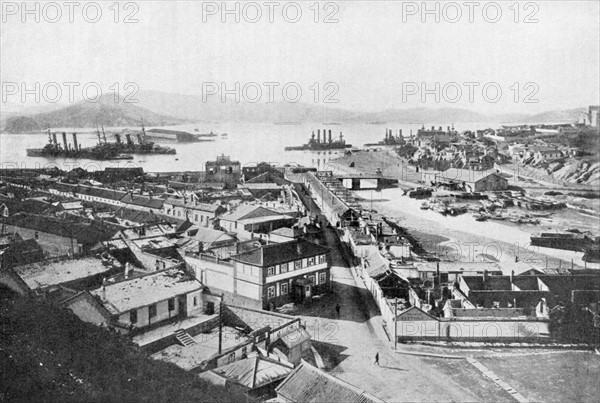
[174,329,196,347]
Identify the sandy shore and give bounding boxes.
[329,151,599,271]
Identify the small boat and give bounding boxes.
[420,202,429,210]
[474,213,488,222]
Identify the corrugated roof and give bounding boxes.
[212,356,293,389]
[276,361,385,403]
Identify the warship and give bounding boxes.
[26,130,133,160]
[285,129,352,151]
[26,127,176,160]
[364,128,406,146]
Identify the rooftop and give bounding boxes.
[211,356,293,390]
[90,268,202,315]
[231,239,329,268]
[14,257,112,290]
[275,361,384,403]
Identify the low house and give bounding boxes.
[218,204,296,240]
[275,361,384,403]
[162,197,226,227]
[434,168,508,192]
[90,267,205,330]
[120,193,164,213]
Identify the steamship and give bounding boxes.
[284,129,352,151]
[26,127,176,160]
[364,128,406,146]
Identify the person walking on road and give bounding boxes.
[335,303,341,317]
[374,352,380,366]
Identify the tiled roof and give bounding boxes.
[231,239,329,268]
[275,361,385,403]
[90,267,202,315]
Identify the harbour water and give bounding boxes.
[0,121,496,172]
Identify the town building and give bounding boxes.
[205,155,242,188]
[426,168,508,192]
[185,239,330,309]
[90,267,207,331]
[162,197,226,227]
[218,204,296,240]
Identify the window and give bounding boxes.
[195,214,198,221]
[308,275,315,284]
[149,304,157,318]
[281,283,289,295]
[168,298,175,311]
[193,296,198,306]
[267,267,275,276]
[267,286,275,299]
[319,272,327,285]
[318,254,327,264]
[280,263,289,273]
[228,353,236,364]
[130,310,137,324]
[294,260,302,270]
[307,257,315,266]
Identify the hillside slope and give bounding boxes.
[0,290,253,402]
[3,96,186,133]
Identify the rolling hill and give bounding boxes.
[3,96,187,133]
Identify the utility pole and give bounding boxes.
[394,297,398,350]
[218,293,224,355]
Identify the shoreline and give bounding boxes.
[329,151,599,271]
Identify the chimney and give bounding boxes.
[101,285,106,302]
[510,270,514,284]
[483,269,488,283]
[62,132,68,150]
[296,240,304,255]
[72,133,78,151]
[125,262,131,279]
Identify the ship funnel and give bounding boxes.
[72,133,78,151]
[62,132,68,151]
[125,133,133,146]
[328,130,332,144]
[47,129,52,144]
[317,129,321,144]
[52,132,58,146]
[115,133,121,143]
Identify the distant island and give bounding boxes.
[2,95,187,134]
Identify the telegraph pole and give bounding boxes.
[218,293,224,354]
[394,297,398,350]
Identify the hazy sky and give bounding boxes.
[1,0,599,114]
